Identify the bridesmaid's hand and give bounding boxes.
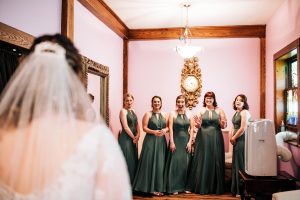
[161,128,167,135]
[186,142,192,153]
[133,135,139,144]
[230,136,236,145]
[193,115,201,128]
[170,142,176,153]
[156,130,164,137]
[220,119,227,129]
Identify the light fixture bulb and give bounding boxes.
[175,44,202,59]
[175,3,202,59]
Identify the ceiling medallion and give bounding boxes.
[181,56,202,109]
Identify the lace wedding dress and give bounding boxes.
[0,125,132,200]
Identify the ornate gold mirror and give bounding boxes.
[181,56,202,109]
[82,57,109,125]
[0,22,109,125]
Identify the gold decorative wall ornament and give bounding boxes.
[181,56,202,109]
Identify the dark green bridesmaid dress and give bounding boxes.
[231,111,245,195]
[187,109,225,194]
[118,110,138,184]
[165,113,192,193]
[133,112,167,193]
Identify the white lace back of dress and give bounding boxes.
[0,126,101,200]
[0,41,104,199]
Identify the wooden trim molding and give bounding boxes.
[273,38,300,137]
[123,39,128,95]
[60,2,266,117]
[78,0,129,39]
[128,25,266,40]
[260,37,266,118]
[0,22,34,49]
[61,0,74,40]
[274,39,300,60]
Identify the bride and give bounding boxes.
[0,34,131,200]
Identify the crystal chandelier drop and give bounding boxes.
[175,4,201,59]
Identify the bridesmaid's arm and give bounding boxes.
[229,126,235,145]
[194,108,204,129]
[119,109,135,139]
[231,110,247,143]
[219,109,227,129]
[186,112,195,153]
[134,120,140,144]
[161,112,169,134]
[169,112,176,153]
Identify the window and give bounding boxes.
[284,56,298,130]
[274,38,299,139]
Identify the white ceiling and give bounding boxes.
[103,0,285,29]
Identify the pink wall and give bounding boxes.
[129,38,260,148]
[74,1,124,136]
[266,0,300,181]
[87,73,101,112]
[0,0,61,36]
[265,0,300,120]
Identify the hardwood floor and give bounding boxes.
[133,193,239,200]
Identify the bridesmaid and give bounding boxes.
[187,91,227,194]
[230,94,251,196]
[165,95,194,194]
[133,96,169,196]
[119,93,140,184]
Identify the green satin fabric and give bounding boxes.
[133,112,167,193]
[165,114,192,193]
[118,110,138,184]
[231,111,245,195]
[187,110,225,194]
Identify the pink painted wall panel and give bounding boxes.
[266,0,300,181]
[87,73,101,112]
[74,1,124,137]
[0,0,61,37]
[265,0,300,120]
[129,38,260,149]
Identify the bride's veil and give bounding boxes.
[0,40,100,195]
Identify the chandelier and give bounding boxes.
[175,3,201,59]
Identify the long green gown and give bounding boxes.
[231,111,245,195]
[187,110,225,194]
[165,113,192,193]
[133,112,167,193]
[118,110,138,184]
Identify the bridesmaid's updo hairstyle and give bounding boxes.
[176,95,186,105]
[233,94,249,110]
[151,95,162,109]
[203,91,218,107]
[123,93,134,107]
